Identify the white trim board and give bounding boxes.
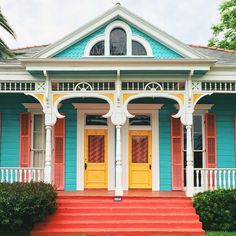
[75,106,115,191]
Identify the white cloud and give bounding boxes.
[0,0,222,49]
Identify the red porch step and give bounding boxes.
[31,194,204,236]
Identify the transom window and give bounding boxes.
[129,115,151,126]
[86,115,107,126]
[86,21,152,57]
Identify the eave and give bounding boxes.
[20,58,217,74]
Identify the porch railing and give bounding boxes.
[194,168,236,193]
[0,167,44,183]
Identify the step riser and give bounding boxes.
[35,222,202,230]
[31,195,204,236]
[57,202,193,207]
[31,231,205,236]
[48,215,199,221]
[56,207,196,214]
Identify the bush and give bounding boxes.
[0,182,57,236]
[193,189,236,231]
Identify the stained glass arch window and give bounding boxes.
[132,40,147,55]
[89,41,104,56]
[110,28,127,55]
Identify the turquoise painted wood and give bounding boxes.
[60,103,77,190]
[200,94,236,168]
[54,27,105,58]
[53,21,183,59]
[159,103,176,191]
[0,94,36,167]
[131,26,182,59]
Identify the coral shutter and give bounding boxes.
[19,113,31,167]
[171,117,183,190]
[53,118,65,190]
[205,113,217,168]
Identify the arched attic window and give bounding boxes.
[110,28,127,55]
[132,40,147,55]
[89,41,104,56]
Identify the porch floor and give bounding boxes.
[57,190,186,198]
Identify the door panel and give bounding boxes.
[84,130,108,189]
[129,130,152,189]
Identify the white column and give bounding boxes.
[44,125,52,183]
[186,124,194,197]
[115,125,123,196]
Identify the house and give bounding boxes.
[0,3,236,199]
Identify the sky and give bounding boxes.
[0,0,223,49]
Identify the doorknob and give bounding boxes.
[149,164,152,170]
[84,163,87,170]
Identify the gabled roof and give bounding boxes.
[33,3,204,59]
[11,44,236,65]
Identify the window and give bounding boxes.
[183,115,204,187]
[89,41,104,56]
[129,115,151,126]
[132,40,147,55]
[85,21,152,57]
[86,115,107,126]
[32,114,45,168]
[110,28,127,55]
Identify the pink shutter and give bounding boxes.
[19,113,31,167]
[171,117,183,190]
[205,113,217,168]
[53,118,65,190]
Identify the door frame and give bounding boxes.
[122,104,163,191]
[73,103,115,191]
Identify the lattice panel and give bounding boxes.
[193,82,236,92]
[0,82,36,91]
[52,81,115,91]
[122,81,185,91]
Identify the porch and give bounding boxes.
[0,92,236,196]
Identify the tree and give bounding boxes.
[0,8,16,58]
[208,0,236,50]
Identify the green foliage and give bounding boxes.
[208,0,236,50]
[0,8,16,58]
[193,189,236,231]
[0,182,57,236]
[206,232,236,236]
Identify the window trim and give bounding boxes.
[84,20,153,57]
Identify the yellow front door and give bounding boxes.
[84,129,108,189]
[129,130,152,189]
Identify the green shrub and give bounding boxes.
[193,189,236,231]
[0,182,57,236]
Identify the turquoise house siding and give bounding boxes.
[0,94,36,167]
[200,94,236,168]
[53,22,182,59]
[131,27,182,59]
[54,27,105,58]
[60,103,77,190]
[159,103,176,191]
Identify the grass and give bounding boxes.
[206,232,236,236]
